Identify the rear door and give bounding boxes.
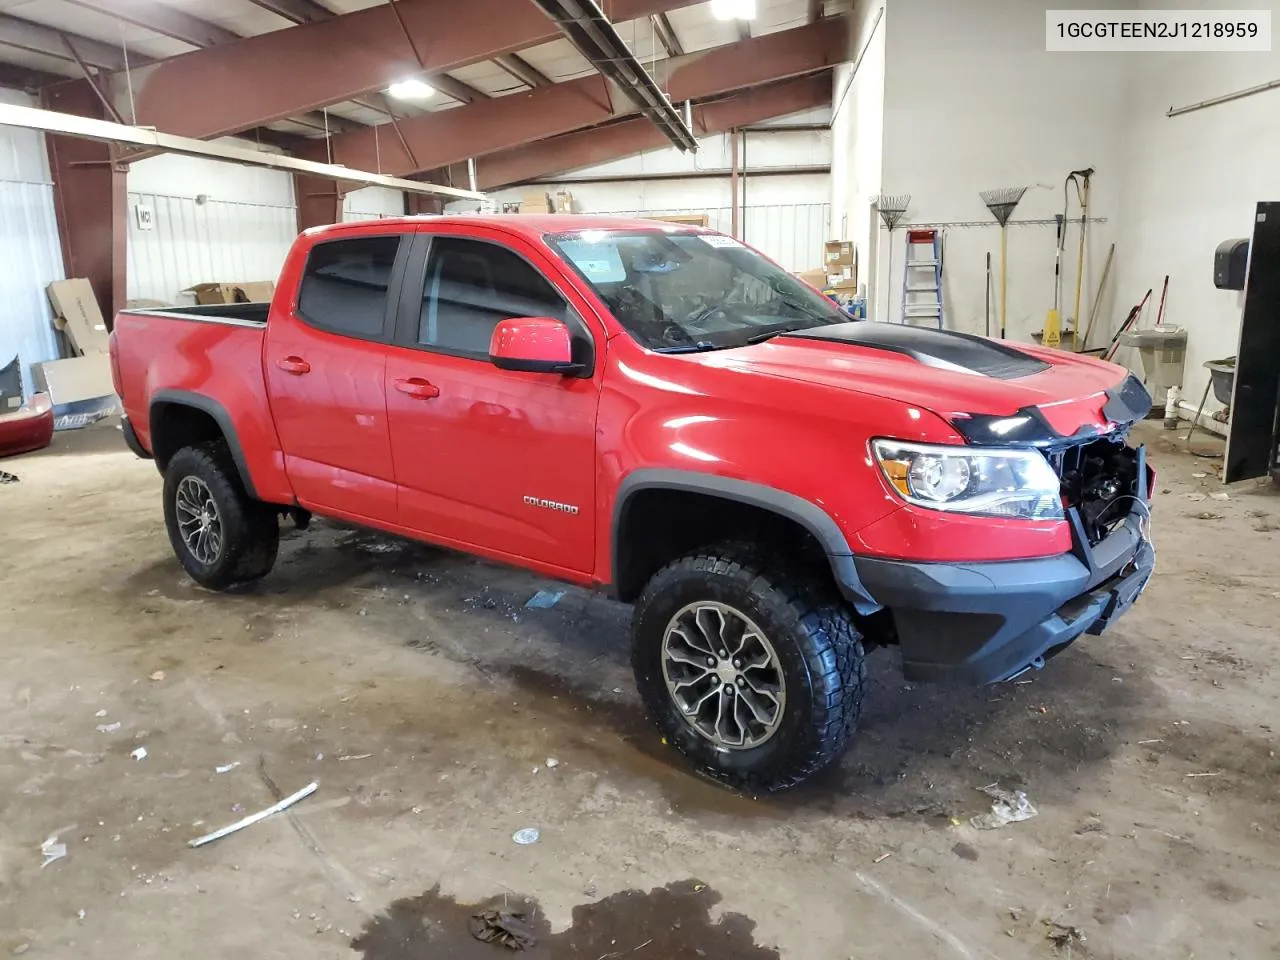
[264,232,408,523]
[384,230,600,575]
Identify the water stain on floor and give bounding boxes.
[352,880,778,959]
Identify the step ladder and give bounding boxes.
[900,228,944,328]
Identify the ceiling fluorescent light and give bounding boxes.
[710,0,756,20]
[387,79,435,100]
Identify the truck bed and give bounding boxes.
[119,302,270,326]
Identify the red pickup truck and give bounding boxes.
[110,215,1155,791]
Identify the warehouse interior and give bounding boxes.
[2,0,1279,957]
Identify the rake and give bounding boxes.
[875,194,911,317]
[980,186,1027,339]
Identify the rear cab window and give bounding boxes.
[297,235,403,339]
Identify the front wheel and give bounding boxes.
[162,442,279,590]
[631,549,866,792]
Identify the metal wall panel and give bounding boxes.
[0,88,65,402]
[126,192,298,303]
[590,203,831,272]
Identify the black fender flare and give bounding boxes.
[149,389,259,499]
[611,468,880,613]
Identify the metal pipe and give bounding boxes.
[58,33,124,125]
[740,128,747,242]
[467,157,477,193]
[730,128,739,238]
[0,101,486,200]
[1167,77,1280,117]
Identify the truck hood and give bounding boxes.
[700,322,1148,440]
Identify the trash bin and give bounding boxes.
[1119,327,1188,395]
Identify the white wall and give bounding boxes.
[126,145,297,304]
[829,1,886,301]
[0,87,64,401]
[344,186,406,222]
[874,0,1128,337]
[445,120,832,271]
[1114,0,1278,410]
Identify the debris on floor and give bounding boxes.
[130,747,148,761]
[469,909,539,951]
[545,757,559,768]
[215,762,240,774]
[970,784,1038,830]
[40,836,66,868]
[1210,491,1230,501]
[149,670,165,681]
[0,470,17,484]
[188,781,317,848]
[524,589,565,609]
[1193,512,1225,521]
[511,827,540,845]
[1044,920,1086,952]
[95,722,121,734]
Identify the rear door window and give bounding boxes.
[297,235,403,339]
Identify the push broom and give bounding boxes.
[980,186,1028,339]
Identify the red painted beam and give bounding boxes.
[460,73,832,190]
[44,80,127,323]
[301,19,846,178]
[130,0,701,141]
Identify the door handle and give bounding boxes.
[395,377,440,400]
[276,356,311,375]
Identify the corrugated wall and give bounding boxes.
[591,203,832,272]
[0,87,64,401]
[126,151,298,304]
[343,186,405,222]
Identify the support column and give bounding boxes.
[44,80,128,324]
[405,193,443,217]
[294,174,343,231]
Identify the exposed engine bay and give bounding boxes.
[1051,432,1143,545]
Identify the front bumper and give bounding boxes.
[850,508,1154,684]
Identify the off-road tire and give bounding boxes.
[162,442,279,590]
[631,547,866,792]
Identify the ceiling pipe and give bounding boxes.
[527,0,699,152]
[0,102,486,201]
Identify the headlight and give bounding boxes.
[872,439,1064,520]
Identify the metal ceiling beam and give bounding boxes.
[0,101,486,200]
[529,0,698,151]
[126,0,701,140]
[62,0,239,48]
[243,0,336,24]
[651,13,684,57]
[495,54,551,88]
[0,13,136,71]
[300,20,844,177]
[0,61,64,91]
[428,73,488,104]
[442,73,832,191]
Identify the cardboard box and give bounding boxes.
[184,282,276,305]
[795,269,830,290]
[46,279,109,355]
[32,355,115,405]
[824,241,855,269]
[518,191,551,215]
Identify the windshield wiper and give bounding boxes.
[653,341,720,354]
[745,325,808,345]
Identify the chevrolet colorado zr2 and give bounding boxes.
[110,215,1156,791]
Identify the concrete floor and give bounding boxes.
[1,421,1277,959]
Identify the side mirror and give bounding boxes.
[489,317,582,374]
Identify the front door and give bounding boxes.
[385,233,599,575]
[264,233,404,523]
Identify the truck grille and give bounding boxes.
[1048,429,1142,545]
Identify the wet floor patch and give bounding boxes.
[352,880,778,960]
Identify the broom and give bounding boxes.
[980,186,1028,339]
[875,194,911,320]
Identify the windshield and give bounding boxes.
[545,229,849,352]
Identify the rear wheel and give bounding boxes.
[631,548,866,792]
[162,442,278,590]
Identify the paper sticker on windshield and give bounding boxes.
[699,234,743,249]
[558,239,626,282]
